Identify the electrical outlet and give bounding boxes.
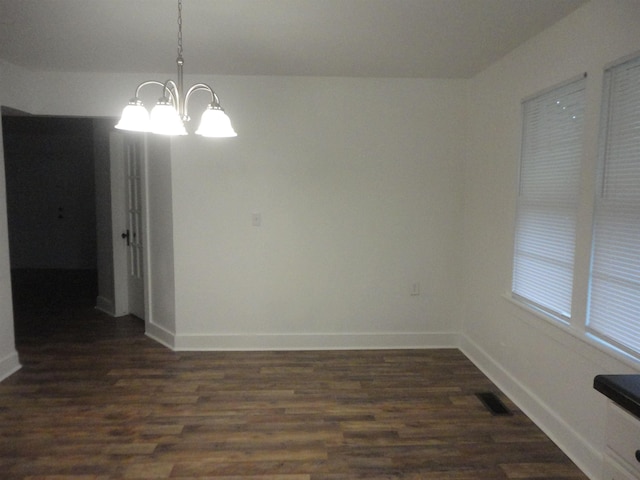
[411,282,420,296]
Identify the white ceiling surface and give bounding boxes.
[0,0,586,78]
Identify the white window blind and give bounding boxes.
[588,55,640,356]
[512,77,586,320]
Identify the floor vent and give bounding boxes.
[476,392,512,416]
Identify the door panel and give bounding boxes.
[109,132,145,319]
[125,138,145,319]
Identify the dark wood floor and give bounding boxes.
[0,274,588,479]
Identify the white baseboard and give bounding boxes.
[145,321,176,350]
[0,350,21,382]
[459,334,601,480]
[171,332,458,351]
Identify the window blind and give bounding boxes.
[512,77,586,320]
[588,55,640,355]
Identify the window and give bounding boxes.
[588,55,640,356]
[512,77,586,320]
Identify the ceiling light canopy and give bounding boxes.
[115,0,236,138]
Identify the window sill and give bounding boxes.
[502,292,640,372]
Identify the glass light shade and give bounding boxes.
[115,101,150,132]
[150,101,188,136]
[195,106,237,137]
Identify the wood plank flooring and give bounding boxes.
[1,305,588,479]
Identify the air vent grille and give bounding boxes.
[476,392,512,416]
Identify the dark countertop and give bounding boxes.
[594,374,640,419]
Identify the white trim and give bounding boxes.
[0,350,21,382]
[141,134,152,331]
[459,334,601,480]
[171,332,458,352]
[145,321,176,350]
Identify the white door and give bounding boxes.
[110,132,145,319]
[124,136,145,318]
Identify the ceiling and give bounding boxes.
[0,0,587,79]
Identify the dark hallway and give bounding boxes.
[1,114,99,341]
[10,268,98,341]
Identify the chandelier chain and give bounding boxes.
[177,0,183,58]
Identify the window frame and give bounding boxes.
[586,53,640,359]
[511,74,587,323]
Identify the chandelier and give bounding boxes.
[115,0,237,137]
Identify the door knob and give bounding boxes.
[121,229,130,246]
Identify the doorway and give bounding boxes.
[0,111,140,341]
[2,114,97,327]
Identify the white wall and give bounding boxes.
[169,76,467,349]
[461,1,640,478]
[0,64,467,366]
[94,118,115,314]
[144,134,176,346]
